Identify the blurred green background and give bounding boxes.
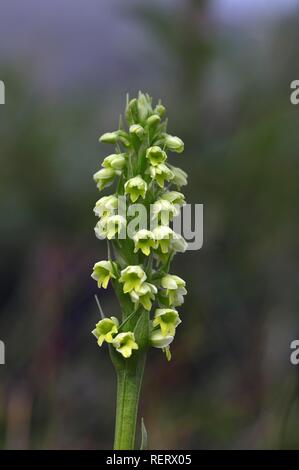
[0,0,299,449]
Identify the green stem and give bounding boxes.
[114,352,147,450]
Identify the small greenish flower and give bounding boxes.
[119,265,147,293]
[102,154,126,174]
[154,103,166,117]
[91,260,117,289]
[146,114,161,127]
[133,229,157,256]
[164,134,184,153]
[171,234,188,253]
[99,131,119,144]
[94,195,118,218]
[146,146,167,167]
[149,163,174,188]
[125,176,147,202]
[167,164,187,188]
[152,199,178,225]
[130,282,157,311]
[92,317,119,346]
[153,308,181,336]
[161,274,187,306]
[161,191,185,207]
[93,168,116,191]
[95,215,126,240]
[129,124,144,139]
[112,332,139,358]
[150,329,174,348]
[153,226,175,254]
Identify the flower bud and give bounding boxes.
[126,98,139,124]
[146,114,161,127]
[102,154,126,174]
[99,131,119,144]
[164,134,184,153]
[154,104,166,117]
[129,124,144,139]
[137,92,153,122]
[93,168,116,191]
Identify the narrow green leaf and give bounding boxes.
[140,417,148,450]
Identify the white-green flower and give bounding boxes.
[164,134,184,153]
[95,215,126,240]
[129,124,144,139]
[133,229,157,256]
[149,163,174,188]
[152,199,178,225]
[146,114,161,127]
[129,282,157,311]
[92,317,119,346]
[99,131,119,144]
[167,164,187,188]
[150,329,174,348]
[112,332,139,358]
[102,154,126,174]
[171,234,188,253]
[154,103,166,117]
[161,274,187,306]
[94,195,118,218]
[93,168,116,191]
[124,176,147,202]
[146,146,167,166]
[152,226,176,254]
[91,260,117,289]
[119,265,147,293]
[153,308,181,336]
[161,191,185,207]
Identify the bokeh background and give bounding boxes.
[0,0,299,449]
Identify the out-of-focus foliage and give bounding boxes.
[0,0,299,449]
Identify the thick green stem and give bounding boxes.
[114,352,146,449]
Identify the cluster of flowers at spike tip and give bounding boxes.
[91,92,188,360]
